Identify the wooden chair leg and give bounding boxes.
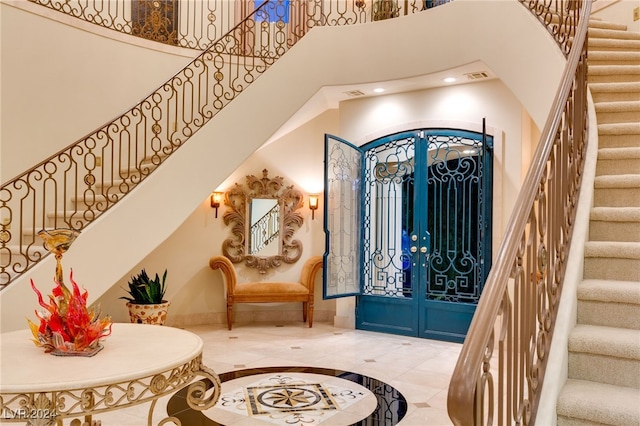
[302,302,308,323]
[227,301,233,330]
[308,300,314,328]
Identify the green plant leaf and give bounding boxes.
[121,268,167,304]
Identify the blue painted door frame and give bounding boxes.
[324,127,492,343]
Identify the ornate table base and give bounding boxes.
[0,324,221,426]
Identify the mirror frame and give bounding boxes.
[222,169,304,273]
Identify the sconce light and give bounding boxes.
[308,194,319,219]
[210,192,223,218]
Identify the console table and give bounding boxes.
[0,323,220,425]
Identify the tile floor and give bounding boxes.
[97,321,462,425]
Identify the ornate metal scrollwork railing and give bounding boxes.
[1,0,453,288]
[0,1,289,287]
[447,0,591,425]
[26,0,450,50]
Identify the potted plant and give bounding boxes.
[121,269,169,325]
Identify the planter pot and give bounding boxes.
[126,301,170,325]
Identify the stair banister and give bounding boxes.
[447,0,591,424]
[0,0,290,287]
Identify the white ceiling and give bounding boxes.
[263,60,497,146]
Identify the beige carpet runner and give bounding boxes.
[556,18,640,426]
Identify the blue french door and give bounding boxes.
[324,127,492,343]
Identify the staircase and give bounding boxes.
[556,19,640,426]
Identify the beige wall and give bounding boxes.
[95,109,339,326]
[338,80,529,231]
[95,79,534,327]
[1,0,563,332]
[0,1,195,181]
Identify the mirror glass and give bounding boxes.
[222,169,304,273]
[249,198,280,256]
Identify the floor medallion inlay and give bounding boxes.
[216,373,372,424]
[167,366,407,425]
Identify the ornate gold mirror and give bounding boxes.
[222,169,304,273]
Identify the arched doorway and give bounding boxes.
[324,126,493,342]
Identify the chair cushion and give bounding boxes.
[234,282,309,296]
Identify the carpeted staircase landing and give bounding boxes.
[556,19,640,426]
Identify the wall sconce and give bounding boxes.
[308,194,319,219]
[210,192,223,218]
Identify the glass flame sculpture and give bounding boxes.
[27,229,112,355]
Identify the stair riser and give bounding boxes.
[578,300,640,330]
[592,92,640,103]
[589,74,640,83]
[593,187,640,207]
[589,220,640,242]
[596,158,640,175]
[593,111,640,124]
[588,41,640,52]
[587,21,628,32]
[569,352,640,388]
[598,134,640,148]
[588,47,640,54]
[584,257,640,281]
[557,416,607,426]
[589,30,640,41]
[589,58,640,66]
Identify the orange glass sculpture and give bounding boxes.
[27,270,112,356]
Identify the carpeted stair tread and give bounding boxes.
[578,279,640,305]
[557,379,640,426]
[590,206,640,222]
[569,324,640,360]
[598,146,640,158]
[597,122,640,135]
[594,174,640,189]
[588,20,628,31]
[589,205,640,242]
[584,241,640,259]
[589,28,640,41]
[577,280,640,330]
[594,100,640,113]
[588,38,640,50]
[589,50,640,62]
[589,82,640,93]
[589,65,640,75]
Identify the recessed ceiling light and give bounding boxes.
[373,87,385,93]
[443,77,456,83]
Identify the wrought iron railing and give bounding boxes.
[0,0,445,287]
[26,0,450,50]
[447,0,591,425]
